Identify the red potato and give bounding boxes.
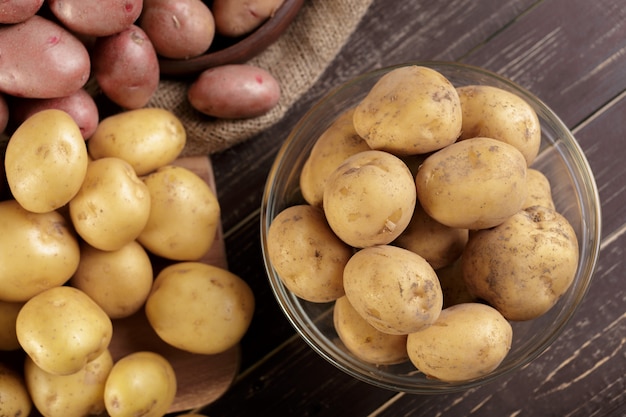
[0,15,91,98]
[47,0,143,37]
[139,0,215,59]
[8,89,99,139]
[92,25,160,110]
[188,64,281,119]
[0,0,43,24]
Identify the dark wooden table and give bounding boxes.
[198,0,626,415]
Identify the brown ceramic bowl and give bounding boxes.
[158,0,305,77]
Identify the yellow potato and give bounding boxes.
[145,262,255,354]
[267,204,352,302]
[70,240,154,319]
[69,157,151,251]
[462,205,579,321]
[416,137,528,229]
[24,349,113,417]
[0,362,32,417]
[323,150,416,248]
[343,245,443,335]
[353,65,462,155]
[138,165,220,261]
[0,200,80,302]
[88,108,186,176]
[0,300,23,350]
[5,109,88,213]
[299,108,371,207]
[406,303,512,382]
[457,85,541,165]
[16,286,113,375]
[104,351,176,417]
[523,168,555,210]
[333,296,408,365]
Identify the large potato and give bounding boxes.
[0,16,90,98]
[457,85,541,165]
[145,262,255,354]
[88,108,186,175]
[5,109,88,213]
[406,303,512,382]
[353,65,462,155]
[47,0,143,36]
[299,108,371,207]
[416,137,528,229]
[462,205,579,321]
[16,286,113,375]
[0,362,32,417]
[323,150,416,248]
[0,200,80,303]
[212,0,285,37]
[267,204,352,302]
[138,165,220,261]
[343,245,443,335]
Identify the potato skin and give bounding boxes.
[47,0,143,37]
[343,245,443,335]
[0,0,43,23]
[267,204,352,302]
[416,137,528,230]
[0,362,32,417]
[188,64,281,119]
[212,0,286,37]
[0,16,90,98]
[523,168,555,210]
[406,303,512,382]
[462,205,579,321]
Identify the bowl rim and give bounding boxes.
[260,60,602,393]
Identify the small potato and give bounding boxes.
[24,349,113,417]
[0,16,90,98]
[145,262,255,354]
[323,150,416,248]
[353,65,462,155]
[138,165,220,261]
[299,108,371,207]
[212,0,285,37]
[47,0,143,36]
[457,85,541,165]
[0,0,43,23]
[267,204,352,303]
[333,296,408,365]
[92,25,160,109]
[523,168,555,210]
[416,137,528,230]
[0,200,80,303]
[104,351,176,417]
[5,109,88,213]
[16,286,113,375]
[0,362,32,417]
[406,303,512,382]
[462,205,579,321]
[0,300,23,350]
[343,245,443,335]
[140,0,215,59]
[70,240,154,319]
[188,64,281,119]
[88,108,186,176]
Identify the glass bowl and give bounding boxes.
[260,61,601,393]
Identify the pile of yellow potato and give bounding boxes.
[267,66,580,382]
[0,108,254,417]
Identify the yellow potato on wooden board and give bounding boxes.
[24,349,113,417]
[462,205,579,321]
[343,245,443,335]
[0,0,43,24]
[212,0,286,37]
[415,137,528,230]
[0,200,80,303]
[5,109,88,213]
[523,167,555,210]
[406,303,512,382]
[16,286,113,376]
[267,204,352,303]
[47,0,143,37]
[353,65,462,155]
[333,296,408,365]
[0,362,32,417]
[323,150,416,248]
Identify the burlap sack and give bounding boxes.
[147,0,374,157]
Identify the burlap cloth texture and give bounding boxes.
[147,0,374,157]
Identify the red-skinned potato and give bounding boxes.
[0,16,90,98]
[139,0,215,59]
[0,0,43,24]
[92,25,160,110]
[188,64,281,119]
[47,0,143,37]
[8,89,99,139]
